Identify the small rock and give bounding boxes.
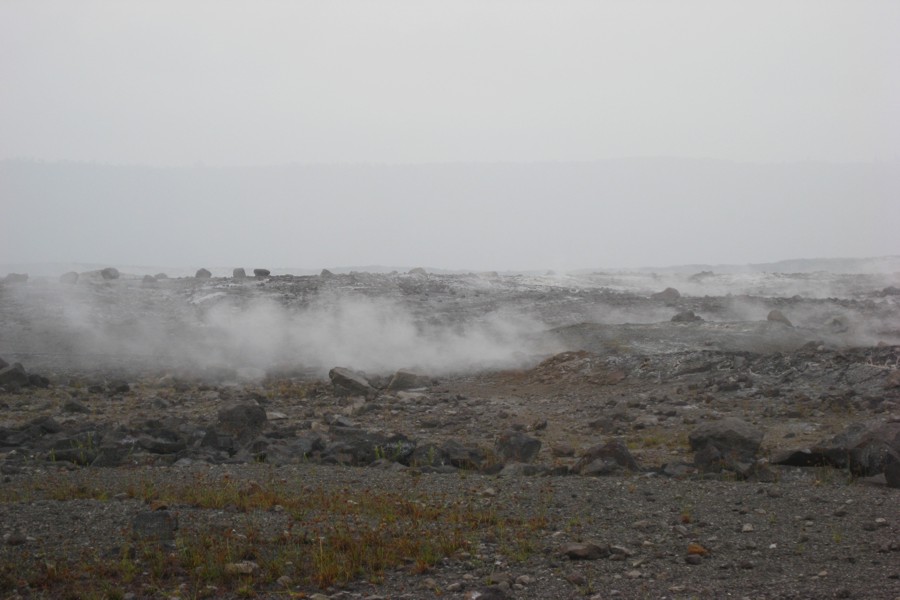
[565,571,586,585]
[561,542,609,560]
[224,561,259,576]
[5,531,27,546]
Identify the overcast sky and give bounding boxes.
[1,1,898,270]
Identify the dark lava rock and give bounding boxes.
[561,542,610,560]
[138,429,187,454]
[652,287,681,301]
[672,310,703,322]
[233,268,246,278]
[59,271,79,284]
[0,363,29,389]
[195,268,212,279]
[62,399,90,414]
[689,418,763,469]
[0,357,7,370]
[573,440,640,474]
[200,430,238,456]
[329,367,376,396]
[767,309,793,327]
[826,421,899,477]
[49,433,101,465]
[323,429,414,466]
[495,430,542,463]
[132,510,178,542]
[100,267,119,280]
[387,369,431,391]
[3,273,28,283]
[253,268,271,277]
[217,402,267,440]
[885,460,900,489]
[411,440,485,470]
[320,269,334,278]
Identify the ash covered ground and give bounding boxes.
[1,267,899,599]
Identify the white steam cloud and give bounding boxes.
[0,281,552,378]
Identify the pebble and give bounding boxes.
[741,523,754,532]
[566,571,587,585]
[224,561,259,575]
[4,531,27,546]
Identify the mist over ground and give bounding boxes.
[1,266,897,380]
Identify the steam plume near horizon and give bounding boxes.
[0,282,556,378]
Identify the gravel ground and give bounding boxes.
[1,462,899,599]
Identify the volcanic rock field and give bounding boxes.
[1,267,899,599]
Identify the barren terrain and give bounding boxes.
[1,267,899,599]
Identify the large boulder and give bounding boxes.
[0,363,30,390]
[495,430,542,463]
[3,273,28,283]
[233,268,247,279]
[387,369,431,391]
[100,267,119,280]
[821,421,899,475]
[573,440,640,474]
[689,418,763,471]
[323,429,414,466]
[671,310,703,323]
[253,268,271,278]
[216,402,267,441]
[59,271,79,284]
[329,367,376,396]
[652,287,680,301]
[195,268,212,279]
[410,440,486,470]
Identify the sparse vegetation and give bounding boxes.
[0,469,548,598]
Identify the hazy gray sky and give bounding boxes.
[1,1,898,165]
[1,2,898,271]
